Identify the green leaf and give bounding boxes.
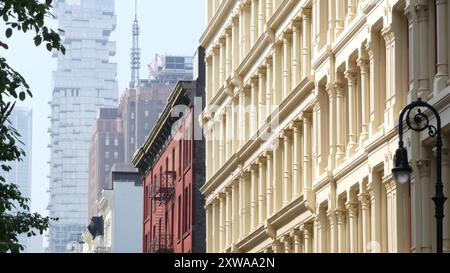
[34,36,42,46]
[19,92,26,101]
[46,43,52,52]
[5,28,12,38]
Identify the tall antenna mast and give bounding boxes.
[130,0,140,89]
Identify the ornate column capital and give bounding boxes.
[300,222,313,235]
[335,209,346,224]
[300,7,312,19]
[358,193,371,209]
[344,69,357,83]
[345,201,359,217]
[357,57,369,72]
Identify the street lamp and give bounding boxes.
[392,97,447,253]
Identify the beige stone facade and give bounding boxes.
[200,0,450,253]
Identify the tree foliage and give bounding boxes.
[0,0,65,253]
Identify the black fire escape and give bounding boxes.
[150,171,176,253]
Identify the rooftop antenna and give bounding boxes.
[129,0,140,89]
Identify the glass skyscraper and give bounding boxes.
[1,107,32,251]
[47,0,118,253]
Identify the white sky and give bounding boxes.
[0,0,205,221]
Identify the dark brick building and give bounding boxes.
[133,47,205,253]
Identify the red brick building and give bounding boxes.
[132,48,205,253]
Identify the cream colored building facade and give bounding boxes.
[200,0,450,253]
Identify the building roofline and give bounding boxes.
[131,80,194,171]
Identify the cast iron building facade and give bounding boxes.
[47,0,118,253]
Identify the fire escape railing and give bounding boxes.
[149,171,176,253]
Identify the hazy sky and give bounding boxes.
[1,0,205,221]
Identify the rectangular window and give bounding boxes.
[178,140,182,176]
[177,195,182,240]
[105,152,110,159]
[145,110,149,117]
[172,148,176,175]
[114,152,118,160]
[183,187,188,234]
[105,137,110,146]
[131,112,135,120]
[105,164,109,172]
[114,138,119,146]
[130,137,135,145]
[145,123,149,130]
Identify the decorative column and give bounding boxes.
[357,55,369,145]
[251,78,259,137]
[231,98,238,153]
[206,56,212,105]
[359,192,371,253]
[265,151,273,218]
[417,159,432,252]
[258,157,267,226]
[301,8,312,78]
[251,0,258,46]
[292,20,301,86]
[258,68,267,128]
[225,188,232,248]
[283,32,292,99]
[231,179,240,244]
[365,37,381,137]
[212,199,219,252]
[238,174,244,240]
[250,164,259,231]
[232,16,240,70]
[266,0,272,20]
[302,113,312,195]
[225,28,232,79]
[239,90,245,148]
[345,0,356,26]
[243,170,251,237]
[282,130,292,207]
[334,81,345,164]
[301,223,313,253]
[258,0,266,35]
[326,82,336,170]
[416,3,430,99]
[346,201,359,253]
[212,46,219,96]
[327,0,336,43]
[272,239,283,253]
[345,68,357,156]
[212,122,218,173]
[206,204,212,252]
[273,138,283,211]
[335,0,344,37]
[328,209,337,253]
[239,7,244,63]
[434,0,449,91]
[226,105,232,160]
[292,229,303,253]
[243,2,251,54]
[292,121,302,198]
[336,208,346,253]
[282,234,293,253]
[206,0,212,23]
[266,57,273,118]
[219,192,225,251]
[273,42,282,105]
[219,112,225,167]
[219,38,226,87]
[368,171,382,253]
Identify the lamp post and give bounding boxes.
[392,97,447,253]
